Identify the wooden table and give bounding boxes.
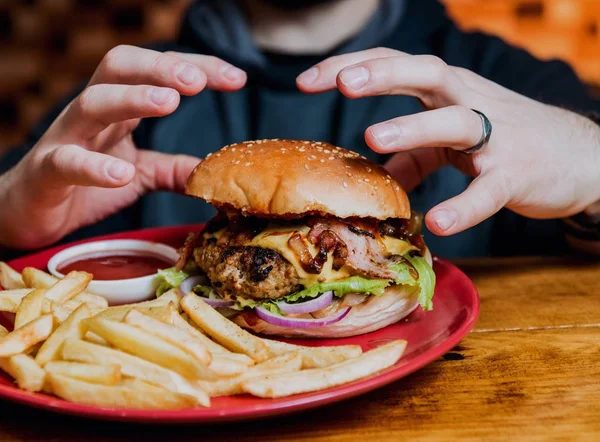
[0,257,598,441]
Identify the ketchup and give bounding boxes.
[56,252,173,281]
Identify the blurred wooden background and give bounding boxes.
[0,0,598,153]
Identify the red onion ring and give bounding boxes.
[179,275,208,295]
[204,298,235,308]
[276,291,333,315]
[255,305,350,328]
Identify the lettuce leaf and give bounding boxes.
[155,267,189,297]
[406,255,436,311]
[284,276,390,303]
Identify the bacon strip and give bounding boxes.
[176,232,200,270]
[308,219,397,280]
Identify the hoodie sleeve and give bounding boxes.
[434,23,599,113]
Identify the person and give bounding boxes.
[0,0,598,259]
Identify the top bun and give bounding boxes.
[185,139,410,220]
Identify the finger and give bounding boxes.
[296,47,404,92]
[336,55,470,108]
[90,45,246,94]
[366,106,483,153]
[425,172,511,236]
[169,52,247,91]
[59,84,179,141]
[135,150,200,193]
[383,148,449,193]
[39,144,135,188]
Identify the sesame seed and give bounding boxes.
[248,143,254,147]
[395,186,400,191]
[230,159,235,164]
[215,153,221,157]
[235,160,240,165]
[303,141,309,144]
[320,159,325,163]
[345,165,351,169]
[304,164,309,170]
[357,178,363,183]
[299,147,305,152]
[329,156,334,160]
[366,167,372,172]
[324,149,330,153]
[245,162,252,166]
[346,172,352,177]
[206,153,212,158]
[386,179,391,184]
[375,186,379,190]
[343,182,348,188]
[364,178,370,182]
[311,155,317,159]
[386,175,392,180]
[316,141,322,145]
[256,140,263,144]
[231,148,236,152]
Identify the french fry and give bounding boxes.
[170,310,253,366]
[0,324,7,337]
[61,338,209,406]
[0,354,46,392]
[0,289,33,312]
[92,290,180,322]
[0,314,55,357]
[208,356,249,377]
[21,267,58,289]
[201,352,303,397]
[0,262,25,289]
[243,340,407,398]
[120,377,166,391]
[45,361,121,386]
[14,289,46,329]
[124,309,211,365]
[47,300,105,323]
[47,373,199,409]
[83,331,109,346]
[181,294,270,363]
[44,271,92,304]
[261,338,363,369]
[70,293,108,310]
[84,317,217,381]
[35,304,92,366]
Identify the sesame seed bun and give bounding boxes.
[185,139,410,220]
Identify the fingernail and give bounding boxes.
[220,64,245,81]
[106,160,131,181]
[370,123,401,148]
[297,67,319,85]
[176,64,201,85]
[432,209,457,232]
[150,88,175,105]
[339,66,369,90]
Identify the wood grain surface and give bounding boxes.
[0,256,598,441]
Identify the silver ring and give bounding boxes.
[462,109,492,155]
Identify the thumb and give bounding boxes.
[135,150,201,193]
[426,171,511,236]
[383,148,448,193]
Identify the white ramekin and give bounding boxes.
[47,239,179,305]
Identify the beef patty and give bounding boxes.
[194,243,302,299]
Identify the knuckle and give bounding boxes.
[76,87,97,114]
[371,47,398,58]
[424,55,449,87]
[45,145,73,172]
[102,45,128,72]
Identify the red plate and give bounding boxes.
[0,225,479,424]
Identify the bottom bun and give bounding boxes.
[233,284,420,338]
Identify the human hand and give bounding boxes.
[0,45,247,249]
[297,48,600,236]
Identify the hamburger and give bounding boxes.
[157,139,435,338]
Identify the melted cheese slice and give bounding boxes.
[205,223,417,288]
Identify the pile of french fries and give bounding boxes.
[0,262,407,410]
